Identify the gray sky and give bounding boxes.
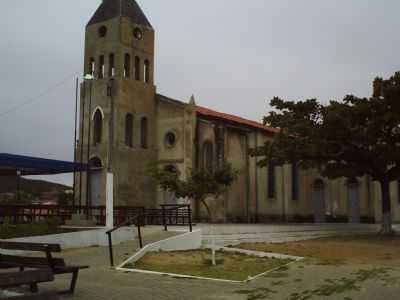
[1,0,399,185]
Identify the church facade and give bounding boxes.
[75,0,399,224]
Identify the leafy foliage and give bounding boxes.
[150,164,239,218]
[256,72,400,233]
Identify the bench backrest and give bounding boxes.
[0,269,54,288]
[0,242,62,252]
[0,241,64,270]
[0,254,66,269]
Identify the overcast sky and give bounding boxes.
[1,0,399,185]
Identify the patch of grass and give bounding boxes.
[234,288,276,300]
[0,217,76,239]
[316,258,346,266]
[264,272,289,278]
[129,250,292,281]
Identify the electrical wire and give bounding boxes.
[0,72,79,120]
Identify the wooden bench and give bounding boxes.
[3,291,59,300]
[0,269,54,294]
[0,242,88,294]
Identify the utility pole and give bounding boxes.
[73,77,79,208]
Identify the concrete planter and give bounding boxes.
[1,227,135,250]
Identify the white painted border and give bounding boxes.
[117,229,202,268]
[117,236,304,284]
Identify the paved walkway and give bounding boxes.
[11,224,400,300]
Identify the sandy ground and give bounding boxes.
[237,234,400,266]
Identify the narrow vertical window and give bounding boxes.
[268,163,276,199]
[93,109,103,145]
[124,54,131,78]
[98,55,105,79]
[292,163,299,201]
[144,60,150,83]
[141,117,148,149]
[135,56,140,80]
[125,114,134,148]
[108,53,115,77]
[203,142,214,172]
[89,58,95,76]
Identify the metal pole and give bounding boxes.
[107,233,114,267]
[73,77,79,208]
[137,224,143,248]
[188,205,193,232]
[162,206,167,231]
[79,82,86,213]
[86,81,93,220]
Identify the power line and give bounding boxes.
[0,72,79,120]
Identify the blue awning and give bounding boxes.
[0,153,88,176]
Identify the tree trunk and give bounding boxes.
[380,180,393,235]
[200,198,212,222]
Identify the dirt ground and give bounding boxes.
[129,249,291,281]
[237,234,400,266]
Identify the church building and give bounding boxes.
[76,0,398,224]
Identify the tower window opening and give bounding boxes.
[98,26,107,38]
[141,117,148,149]
[124,54,131,78]
[93,109,103,145]
[98,55,105,79]
[89,58,95,76]
[108,53,115,77]
[125,113,134,148]
[144,60,150,83]
[135,56,140,80]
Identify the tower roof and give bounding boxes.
[87,0,152,28]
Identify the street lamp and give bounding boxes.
[84,74,94,220]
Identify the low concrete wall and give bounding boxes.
[118,229,202,268]
[2,227,135,250]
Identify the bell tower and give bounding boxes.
[76,0,158,208]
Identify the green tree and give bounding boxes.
[256,72,400,234]
[151,164,239,219]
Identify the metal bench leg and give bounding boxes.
[30,283,38,293]
[69,270,79,294]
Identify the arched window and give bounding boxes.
[108,53,115,77]
[124,53,131,78]
[135,56,140,80]
[89,157,103,168]
[98,55,105,79]
[268,163,276,199]
[93,109,103,145]
[203,142,214,172]
[141,117,148,149]
[125,114,134,148]
[292,163,299,201]
[89,58,95,76]
[144,60,150,83]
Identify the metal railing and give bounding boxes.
[105,204,193,267]
[105,214,143,267]
[0,205,144,226]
